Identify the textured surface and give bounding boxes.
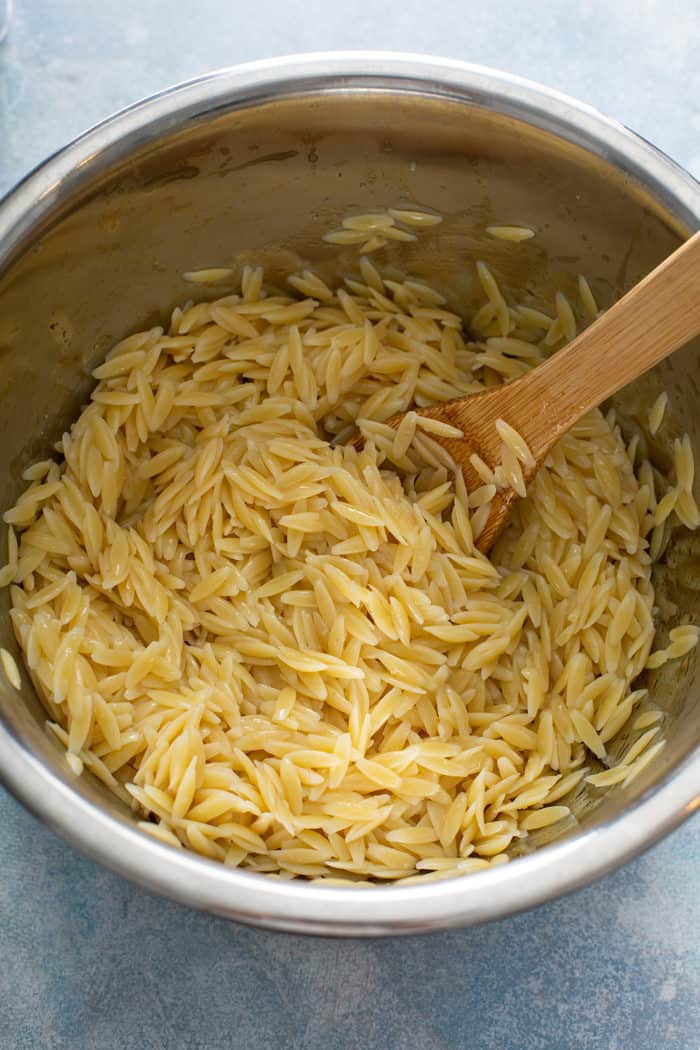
[1,2,699,1047]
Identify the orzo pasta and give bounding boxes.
[3,231,698,882]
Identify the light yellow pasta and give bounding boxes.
[1,226,696,883]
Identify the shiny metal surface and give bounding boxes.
[0,53,698,935]
[0,0,10,44]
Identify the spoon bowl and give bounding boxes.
[384,230,700,551]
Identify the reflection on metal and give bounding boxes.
[0,0,11,45]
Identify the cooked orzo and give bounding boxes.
[3,229,698,882]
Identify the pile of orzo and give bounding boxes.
[2,230,698,882]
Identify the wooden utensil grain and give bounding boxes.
[375,229,700,552]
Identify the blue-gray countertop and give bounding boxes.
[1,3,699,1048]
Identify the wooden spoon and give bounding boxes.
[379,229,700,553]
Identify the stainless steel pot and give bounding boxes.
[0,53,698,936]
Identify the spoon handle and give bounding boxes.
[514,229,700,455]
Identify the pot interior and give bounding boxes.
[0,86,699,866]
